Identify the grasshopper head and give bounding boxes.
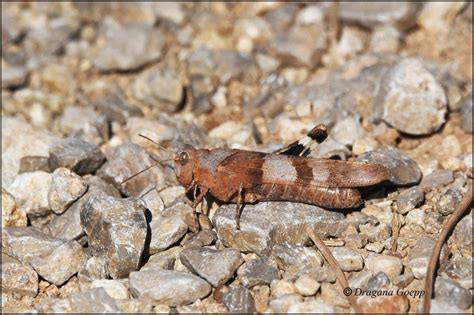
[174,145,198,187]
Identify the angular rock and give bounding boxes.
[434,277,471,310]
[179,247,243,287]
[129,270,211,306]
[419,170,454,190]
[237,257,279,287]
[213,201,346,254]
[97,142,165,197]
[149,216,188,254]
[78,256,108,283]
[409,236,437,279]
[81,196,148,278]
[357,147,422,186]
[331,115,364,147]
[460,92,473,133]
[2,188,27,227]
[1,61,28,88]
[1,255,38,297]
[268,293,303,313]
[95,91,143,124]
[294,274,320,296]
[141,247,182,271]
[93,18,166,72]
[330,247,364,272]
[48,137,105,175]
[90,279,129,299]
[396,187,424,214]
[451,213,472,259]
[115,298,154,313]
[18,156,51,173]
[37,288,119,313]
[48,167,88,214]
[375,58,447,135]
[436,187,463,215]
[269,244,322,280]
[7,171,52,216]
[48,176,121,241]
[287,301,336,313]
[183,230,217,248]
[222,285,256,313]
[58,106,109,145]
[365,254,403,282]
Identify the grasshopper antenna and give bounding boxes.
[138,133,176,156]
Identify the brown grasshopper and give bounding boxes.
[137,124,390,231]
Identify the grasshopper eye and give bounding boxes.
[179,151,189,164]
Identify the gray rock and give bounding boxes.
[90,279,129,299]
[93,18,165,72]
[2,116,58,187]
[149,216,188,254]
[161,201,195,229]
[339,2,420,30]
[78,256,108,282]
[58,106,109,145]
[29,240,87,286]
[183,230,217,248]
[213,202,346,254]
[409,236,437,279]
[1,255,38,297]
[369,25,402,53]
[359,223,392,242]
[299,266,337,283]
[81,196,148,279]
[37,288,119,313]
[397,187,424,214]
[269,244,322,280]
[436,187,463,215]
[427,298,465,314]
[133,67,184,112]
[237,257,279,287]
[2,62,28,88]
[97,142,165,197]
[222,285,256,313]
[141,247,182,271]
[330,247,364,272]
[375,58,447,135]
[7,171,52,216]
[434,277,471,310]
[294,274,320,296]
[419,170,454,190]
[452,213,472,259]
[365,254,403,281]
[268,293,303,313]
[95,91,142,124]
[2,188,27,227]
[18,156,51,173]
[48,138,105,175]
[115,298,154,313]
[460,92,473,133]
[287,301,336,313]
[331,115,364,147]
[129,270,211,306]
[48,176,121,241]
[179,247,243,287]
[357,147,422,186]
[48,167,88,214]
[366,272,391,290]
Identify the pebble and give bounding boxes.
[222,285,257,313]
[141,247,182,271]
[436,187,463,215]
[408,236,437,279]
[81,196,148,279]
[288,300,337,313]
[2,61,29,88]
[58,106,109,145]
[339,2,419,30]
[370,25,402,53]
[48,176,121,241]
[7,171,52,216]
[213,201,346,254]
[396,187,425,214]
[90,279,129,300]
[179,247,243,287]
[97,143,165,197]
[330,247,364,272]
[37,287,119,313]
[452,213,472,259]
[460,92,473,133]
[1,255,38,297]
[48,137,105,175]
[93,18,165,72]
[434,276,471,310]
[270,279,296,297]
[183,230,217,248]
[78,256,108,284]
[360,223,392,243]
[115,298,153,313]
[237,257,280,287]
[133,67,184,112]
[348,270,374,289]
[375,58,447,135]
[269,243,322,280]
[2,188,27,227]
[365,254,403,282]
[268,293,302,313]
[427,298,465,314]
[48,167,88,214]
[331,115,364,147]
[95,92,143,125]
[128,270,211,306]
[299,266,337,284]
[294,274,320,296]
[149,216,188,254]
[159,186,186,208]
[18,156,51,173]
[419,170,454,190]
[357,147,422,186]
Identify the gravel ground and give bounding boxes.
[1,2,472,313]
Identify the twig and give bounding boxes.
[307,227,363,314]
[422,179,473,314]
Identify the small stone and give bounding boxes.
[287,300,336,313]
[115,298,153,313]
[375,58,447,135]
[294,274,320,296]
[213,202,346,254]
[409,236,437,279]
[161,201,195,229]
[48,168,88,214]
[419,170,454,190]
[268,293,302,313]
[141,247,182,271]
[434,277,471,310]
[427,298,465,314]
[348,270,374,289]
[330,247,364,272]
[58,106,109,145]
[7,171,52,216]
[237,257,280,287]
[90,279,129,299]
[1,255,38,297]
[451,213,472,259]
[436,187,463,215]
[270,279,296,297]
[222,285,256,313]
[81,196,148,279]
[1,61,28,88]
[97,143,165,197]
[129,270,211,306]
[418,2,468,33]
[48,138,105,175]
[370,25,402,53]
[460,92,473,133]
[360,223,392,243]
[393,271,414,288]
[79,256,108,283]
[93,18,165,72]
[365,254,403,282]
[343,232,368,249]
[270,243,322,280]
[357,147,422,186]
[95,92,142,124]
[352,137,380,156]
[331,115,364,147]
[300,266,337,283]
[2,188,27,227]
[397,187,424,214]
[37,288,119,313]
[149,216,188,254]
[159,186,186,208]
[365,242,385,253]
[18,156,51,173]
[405,208,425,227]
[179,247,243,287]
[183,230,217,248]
